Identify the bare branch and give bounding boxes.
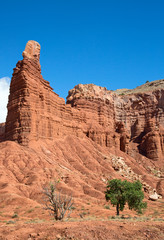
[42,182,74,220]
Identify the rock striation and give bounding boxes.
[5,41,86,146]
[5,42,122,153]
[4,40,164,165]
[67,84,164,163]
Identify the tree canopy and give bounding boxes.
[105,179,147,215]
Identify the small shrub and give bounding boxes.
[6,220,15,224]
[81,211,87,216]
[70,206,76,210]
[27,208,34,213]
[12,212,18,218]
[42,181,74,221]
[104,205,110,210]
[79,212,88,218]
[153,218,164,222]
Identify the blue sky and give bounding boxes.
[0,1,164,121]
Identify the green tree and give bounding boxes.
[105,179,147,216]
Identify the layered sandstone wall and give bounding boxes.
[114,91,164,161]
[5,41,86,145]
[67,85,164,162]
[4,40,164,163]
[67,84,128,151]
[5,41,122,151]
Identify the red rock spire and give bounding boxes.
[23,40,41,61]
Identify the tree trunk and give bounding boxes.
[116,203,119,216]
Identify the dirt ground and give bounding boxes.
[0,219,163,240]
[0,199,163,240]
[0,140,163,239]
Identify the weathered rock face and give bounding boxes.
[114,91,164,162]
[5,42,122,151]
[5,41,86,145]
[0,123,5,141]
[22,40,40,61]
[67,84,164,162]
[4,40,164,164]
[67,84,121,150]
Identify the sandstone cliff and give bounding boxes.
[1,40,163,207]
[4,40,164,163]
[5,41,122,152]
[67,84,164,163]
[5,41,86,146]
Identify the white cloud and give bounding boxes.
[0,77,10,123]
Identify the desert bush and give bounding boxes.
[42,181,74,220]
[104,205,110,210]
[12,212,18,218]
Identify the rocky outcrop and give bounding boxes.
[67,84,129,152]
[67,85,164,162]
[156,179,164,197]
[5,40,164,164]
[5,45,123,152]
[114,91,164,162]
[5,41,86,146]
[149,191,161,201]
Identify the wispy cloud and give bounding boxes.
[0,77,10,123]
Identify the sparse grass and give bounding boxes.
[107,215,164,222]
[0,211,4,216]
[12,212,18,218]
[67,215,98,222]
[15,206,21,210]
[25,218,45,224]
[153,218,164,222]
[81,212,87,216]
[71,206,76,210]
[152,210,159,217]
[26,208,34,213]
[6,220,15,224]
[104,205,110,210]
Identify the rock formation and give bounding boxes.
[5,43,121,153]
[5,41,86,146]
[0,40,163,224]
[4,40,164,165]
[67,85,164,163]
